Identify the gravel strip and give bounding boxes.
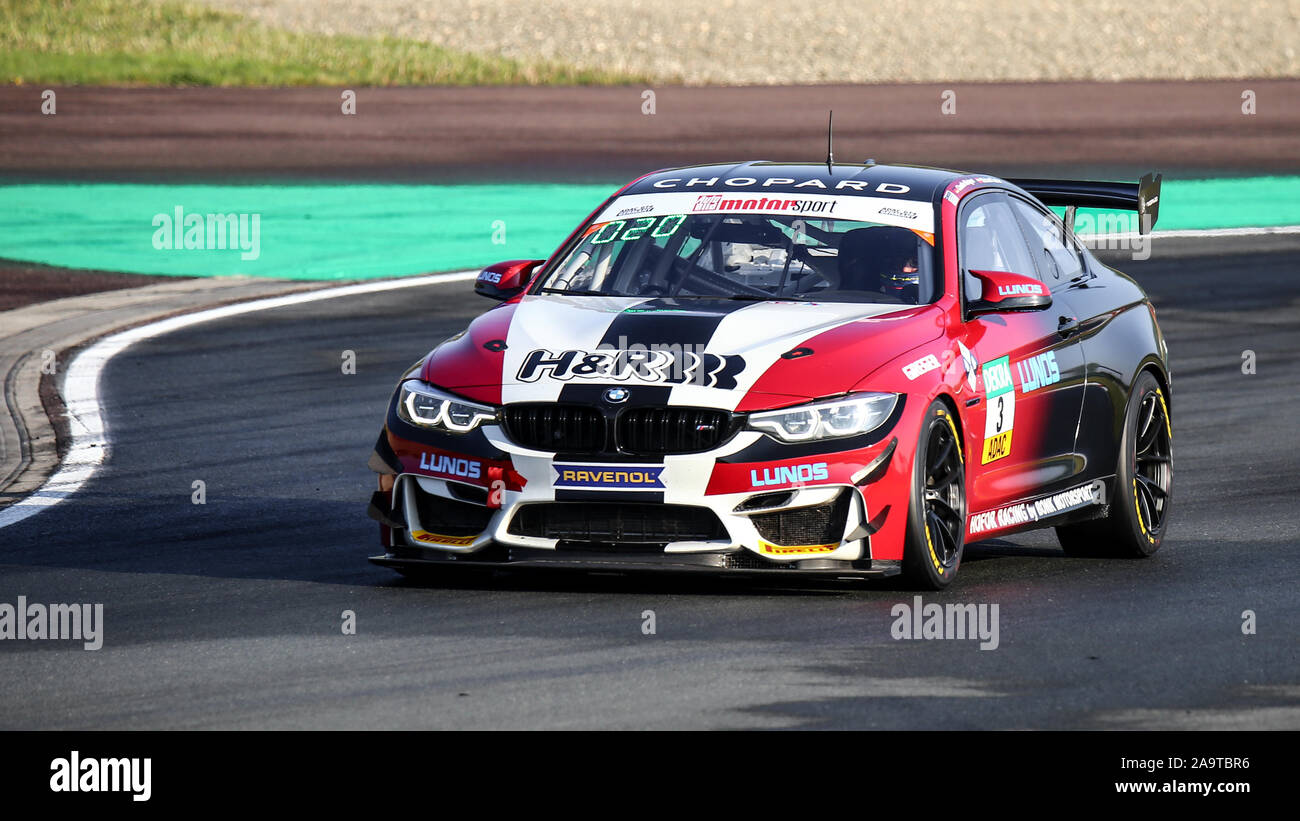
[195,0,1300,84]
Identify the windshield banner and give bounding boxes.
[596,192,934,233]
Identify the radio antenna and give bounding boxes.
[825,110,834,174]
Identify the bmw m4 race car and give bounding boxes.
[368,161,1172,588]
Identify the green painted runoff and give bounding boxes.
[0,177,1295,280]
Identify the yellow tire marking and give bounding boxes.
[1132,386,1168,544]
[925,516,944,574]
[925,407,962,574]
[1132,477,1153,543]
[1155,387,1172,441]
[938,408,963,463]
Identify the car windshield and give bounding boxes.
[537,209,940,305]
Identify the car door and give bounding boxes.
[957,192,1089,516]
[1006,195,1125,487]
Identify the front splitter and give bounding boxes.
[369,549,900,579]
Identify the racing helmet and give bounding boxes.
[837,226,922,301]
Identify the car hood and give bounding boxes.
[422,295,941,411]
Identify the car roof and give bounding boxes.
[622,160,979,200]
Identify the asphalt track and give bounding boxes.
[0,237,1296,730]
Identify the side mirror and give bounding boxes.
[967,270,1052,315]
[475,259,542,301]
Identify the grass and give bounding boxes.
[0,0,645,86]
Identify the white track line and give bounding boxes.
[1152,225,1300,238]
[1079,224,1300,240]
[0,270,477,531]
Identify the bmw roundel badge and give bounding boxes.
[603,387,630,403]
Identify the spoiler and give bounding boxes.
[1008,172,1161,234]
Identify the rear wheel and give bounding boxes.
[1057,371,1172,557]
[902,400,967,589]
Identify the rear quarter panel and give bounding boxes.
[1062,261,1170,482]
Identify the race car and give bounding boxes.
[367,161,1172,588]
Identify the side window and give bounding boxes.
[958,193,1038,302]
[1009,197,1085,286]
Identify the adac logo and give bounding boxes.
[554,464,665,489]
[980,355,1016,465]
[751,462,829,487]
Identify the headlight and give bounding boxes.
[396,381,497,433]
[748,393,898,442]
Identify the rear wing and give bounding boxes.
[1008,172,1161,234]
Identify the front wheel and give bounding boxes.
[902,400,967,589]
[1057,370,1172,557]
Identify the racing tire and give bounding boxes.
[1057,371,1172,558]
[902,400,967,590]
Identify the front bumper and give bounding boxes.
[368,396,919,576]
[371,471,900,575]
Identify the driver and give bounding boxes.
[838,226,922,302]
[880,252,920,302]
